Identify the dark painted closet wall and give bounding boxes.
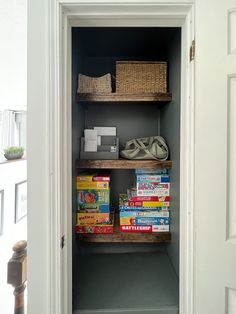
[72,26,181,314]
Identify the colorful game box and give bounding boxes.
[135,169,168,175]
[77,181,109,190]
[119,194,169,210]
[119,206,169,211]
[78,190,110,205]
[119,210,169,218]
[137,182,170,196]
[78,203,110,213]
[120,217,170,226]
[127,201,170,207]
[75,214,114,234]
[136,175,170,182]
[120,225,169,232]
[77,172,110,182]
[129,196,170,202]
[76,212,110,225]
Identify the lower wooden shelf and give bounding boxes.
[76,216,171,243]
[77,159,172,169]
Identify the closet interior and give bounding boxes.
[72,27,181,314]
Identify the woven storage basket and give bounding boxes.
[77,73,112,94]
[116,61,167,93]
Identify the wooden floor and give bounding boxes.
[73,252,179,314]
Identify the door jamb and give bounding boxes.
[48,2,195,314]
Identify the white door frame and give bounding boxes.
[46,2,195,314]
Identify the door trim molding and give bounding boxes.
[47,2,195,314]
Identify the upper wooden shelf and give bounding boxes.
[77,159,172,169]
[76,92,172,103]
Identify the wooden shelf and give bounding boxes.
[76,92,172,103]
[77,159,172,169]
[76,216,171,243]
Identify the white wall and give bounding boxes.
[0,160,27,314]
[0,1,27,313]
[0,0,27,111]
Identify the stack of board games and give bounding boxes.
[119,169,170,233]
[75,172,114,234]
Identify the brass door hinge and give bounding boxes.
[190,40,195,61]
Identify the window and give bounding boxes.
[0,110,26,157]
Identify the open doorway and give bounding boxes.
[72,27,181,314]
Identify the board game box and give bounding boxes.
[129,196,170,202]
[78,203,110,213]
[119,210,169,218]
[135,169,168,175]
[78,190,110,205]
[120,225,169,232]
[75,214,114,233]
[77,173,111,182]
[127,201,170,207]
[120,217,170,226]
[77,212,110,225]
[119,206,169,211]
[136,175,170,182]
[77,181,109,190]
[137,183,170,196]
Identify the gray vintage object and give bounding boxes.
[80,137,119,160]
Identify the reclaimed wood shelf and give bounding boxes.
[77,159,172,169]
[76,92,172,103]
[76,216,171,243]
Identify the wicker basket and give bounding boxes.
[77,73,112,94]
[116,61,167,94]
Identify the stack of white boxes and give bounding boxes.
[94,127,116,146]
[84,129,98,152]
[81,127,118,159]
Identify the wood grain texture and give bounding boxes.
[7,241,27,314]
[76,159,172,169]
[77,231,171,243]
[76,92,172,102]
